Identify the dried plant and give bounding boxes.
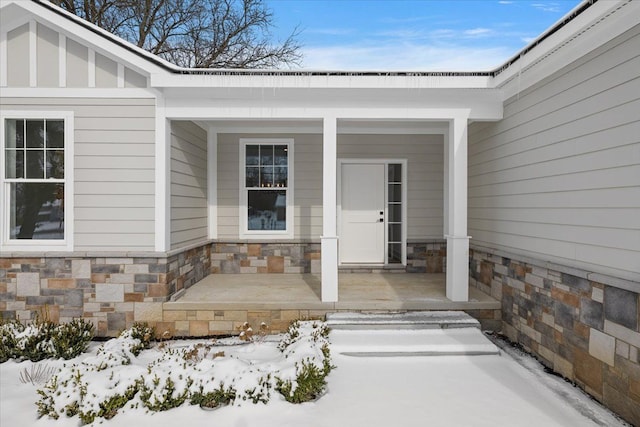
[238,322,270,343]
[19,364,57,385]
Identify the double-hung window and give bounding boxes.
[1,112,73,250]
[240,139,293,238]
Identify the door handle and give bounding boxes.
[379,218,384,222]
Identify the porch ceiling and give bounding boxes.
[164,273,500,312]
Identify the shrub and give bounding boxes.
[275,320,333,404]
[37,320,334,424]
[276,360,328,403]
[0,318,94,362]
[190,385,236,409]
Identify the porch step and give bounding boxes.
[326,312,500,356]
[325,311,480,330]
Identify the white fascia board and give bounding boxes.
[495,0,639,98]
[0,87,157,98]
[164,105,502,122]
[150,73,493,90]
[4,0,172,77]
[164,94,503,121]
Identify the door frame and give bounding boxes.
[337,158,408,266]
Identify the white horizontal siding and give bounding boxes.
[216,132,443,240]
[468,24,640,282]
[170,121,208,249]
[338,134,444,239]
[0,97,157,250]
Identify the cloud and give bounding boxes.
[306,28,355,36]
[463,28,493,37]
[531,3,562,13]
[498,1,514,4]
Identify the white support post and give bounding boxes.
[321,116,339,302]
[207,127,218,239]
[155,97,170,252]
[445,114,470,301]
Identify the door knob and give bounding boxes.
[379,218,384,222]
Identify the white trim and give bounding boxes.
[321,116,338,302]
[445,114,470,302]
[238,138,294,239]
[29,20,36,87]
[154,99,169,251]
[87,48,95,87]
[0,29,7,87]
[58,33,65,87]
[0,87,157,98]
[322,116,338,238]
[209,122,448,135]
[207,127,218,239]
[337,158,408,266]
[443,127,449,237]
[0,110,74,252]
[162,106,500,121]
[117,63,125,88]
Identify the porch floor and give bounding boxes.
[166,273,500,311]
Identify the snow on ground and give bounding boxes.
[0,326,628,427]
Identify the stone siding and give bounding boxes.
[469,247,640,426]
[210,241,446,274]
[0,244,210,336]
[211,242,322,274]
[407,241,446,273]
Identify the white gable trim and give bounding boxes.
[0,0,170,79]
[28,19,36,87]
[0,87,156,98]
[0,26,6,87]
[58,32,65,87]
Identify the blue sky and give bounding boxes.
[267,0,582,70]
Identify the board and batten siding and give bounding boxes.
[0,97,157,251]
[468,24,640,282]
[170,121,208,250]
[4,22,147,88]
[217,133,443,241]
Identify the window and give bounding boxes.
[240,139,293,238]
[1,112,73,250]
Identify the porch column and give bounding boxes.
[321,116,338,302]
[446,114,470,301]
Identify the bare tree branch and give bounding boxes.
[49,0,302,68]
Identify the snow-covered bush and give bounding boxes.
[36,320,333,425]
[82,322,154,371]
[36,323,154,423]
[275,321,333,403]
[0,318,93,362]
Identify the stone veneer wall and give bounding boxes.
[469,247,640,425]
[407,241,446,273]
[0,244,210,336]
[210,241,446,274]
[211,242,321,274]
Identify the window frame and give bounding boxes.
[239,138,294,239]
[0,111,74,251]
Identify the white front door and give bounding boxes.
[339,163,385,263]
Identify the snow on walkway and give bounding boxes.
[0,327,627,427]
